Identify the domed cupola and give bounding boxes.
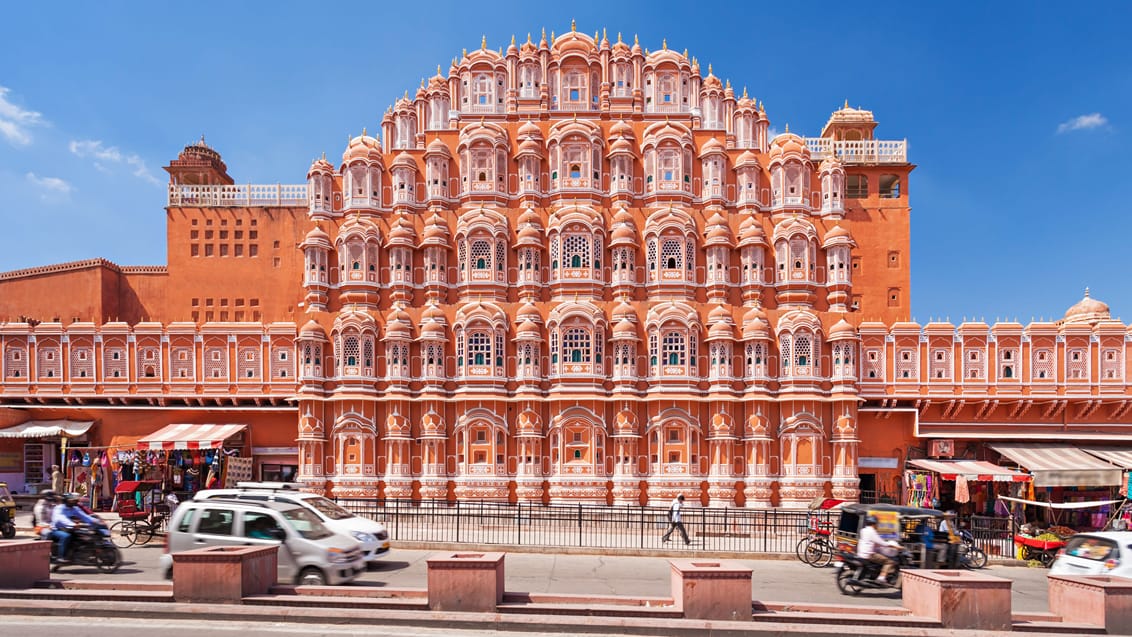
[1060,288,1112,326]
[306,154,336,219]
[390,152,418,208]
[300,223,333,311]
[823,224,856,312]
[341,129,383,212]
[297,319,329,384]
[767,127,813,214]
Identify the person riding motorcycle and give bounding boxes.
[33,490,58,531]
[50,492,98,562]
[857,515,901,583]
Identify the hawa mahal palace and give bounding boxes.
[1,26,1129,507]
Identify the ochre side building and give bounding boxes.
[1,28,1129,507]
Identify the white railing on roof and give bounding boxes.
[804,138,907,164]
[168,184,308,207]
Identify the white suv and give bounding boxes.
[194,483,390,564]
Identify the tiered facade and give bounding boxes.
[1,27,1129,507]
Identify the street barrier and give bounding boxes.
[1049,574,1132,635]
[0,540,50,588]
[901,569,1012,631]
[171,545,278,603]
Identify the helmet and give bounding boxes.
[41,490,57,499]
[865,515,879,526]
[62,492,79,506]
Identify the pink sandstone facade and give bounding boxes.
[1,27,1129,506]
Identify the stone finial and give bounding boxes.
[437,64,442,75]
[708,63,712,75]
[662,38,667,50]
[784,123,789,133]
[634,34,638,46]
[571,18,576,32]
[844,98,849,109]
[526,32,532,43]
[481,35,486,49]
[617,31,622,43]
[742,86,748,98]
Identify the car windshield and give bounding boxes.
[302,496,354,521]
[281,508,334,540]
[1064,535,1118,562]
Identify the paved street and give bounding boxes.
[32,537,1054,613]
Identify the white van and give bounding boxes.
[1050,532,1132,578]
[160,499,365,585]
[194,483,390,564]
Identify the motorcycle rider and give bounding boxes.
[50,492,97,562]
[33,490,58,532]
[857,514,901,583]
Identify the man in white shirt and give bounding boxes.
[857,515,901,583]
[661,495,690,545]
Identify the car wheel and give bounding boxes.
[298,567,326,586]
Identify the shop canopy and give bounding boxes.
[138,424,246,450]
[989,443,1123,488]
[907,459,1031,482]
[0,420,93,438]
[998,496,1124,510]
[1079,446,1132,470]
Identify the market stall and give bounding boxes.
[904,459,1030,510]
[134,423,251,498]
[999,495,1124,566]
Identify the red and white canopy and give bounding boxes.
[138,424,246,450]
[907,459,1031,482]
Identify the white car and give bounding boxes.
[1049,532,1132,577]
[194,483,389,564]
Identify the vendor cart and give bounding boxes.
[110,480,163,547]
[1000,495,1124,567]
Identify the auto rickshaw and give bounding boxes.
[833,503,959,569]
[0,482,16,538]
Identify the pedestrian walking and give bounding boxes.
[51,464,64,493]
[661,494,690,545]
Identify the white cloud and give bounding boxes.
[1057,113,1109,134]
[25,172,72,200]
[69,139,161,185]
[0,86,46,146]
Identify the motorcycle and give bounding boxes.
[834,549,910,595]
[50,522,121,573]
[957,529,988,569]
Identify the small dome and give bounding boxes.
[553,30,597,56]
[698,137,726,157]
[708,305,732,323]
[421,213,450,244]
[708,320,735,340]
[518,138,544,157]
[1062,289,1111,324]
[388,215,416,245]
[425,137,451,157]
[420,411,445,437]
[611,224,637,244]
[386,305,412,325]
[614,409,639,435]
[612,299,636,321]
[821,224,854,249]
[742,306,770,337]
[607,136,635,156]
[735,150,760,168]
[307,156,334,177]
[768,131,808,161]
[819,154,843,173]
[518,207,541,227]
[710,412,735,436]
[421,303,447,324]
[516,319,541,337]
[701,71,723,91]
[516,224,543,246]
[829,318,857,340]
[609,119,634,139]
[385,413,411,437]
[517,301,541,323]
[342,131,381,164]
[419,321,446,340]
[391,152,416,170]
[516,409,543,435]
[302,224,330,246]
[745,413,770,437]
[518,120,542,138]
[737,215,767,246]
[613,318,638,339]
[299,320,327,339]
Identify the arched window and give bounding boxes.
[468,331,491,366]
[662,330,687,368]
[562,327,591,364]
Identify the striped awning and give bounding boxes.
[907,459,1031,482]
[990,443,1123,487]
[1080,446,1132,470]
[138,424,246,450]
[0,420,93,438]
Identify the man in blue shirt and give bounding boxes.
[50,493,97,561]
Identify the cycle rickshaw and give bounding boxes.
[110,480,165,547]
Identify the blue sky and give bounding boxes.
[0,1,1128,323]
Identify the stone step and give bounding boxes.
[243,594,428,611]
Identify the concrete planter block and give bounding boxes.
[670,559,753,621]
[0,540,50,588]
[172,545,278,604]
[901,569,1012,631]
[426,552,505,612]
[1050,574,1132,634]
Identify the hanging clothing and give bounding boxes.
[955,475,971,503]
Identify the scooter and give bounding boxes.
[834,549,910,595]
[50,522,121,573]
[957,529,988,569]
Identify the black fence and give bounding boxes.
[969,515,1016,559]
[334,498,836,554]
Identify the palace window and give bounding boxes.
[562,327,591,364]
[846,175,868,198]
[879,174,902,198]
[1033,348,1053,380]
[661,330,687,368]
[745,342,766,379]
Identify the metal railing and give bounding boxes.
[334,498,831,553]
[803,138,908,164]
[168,184,307,207]
[969,515,1016,559]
